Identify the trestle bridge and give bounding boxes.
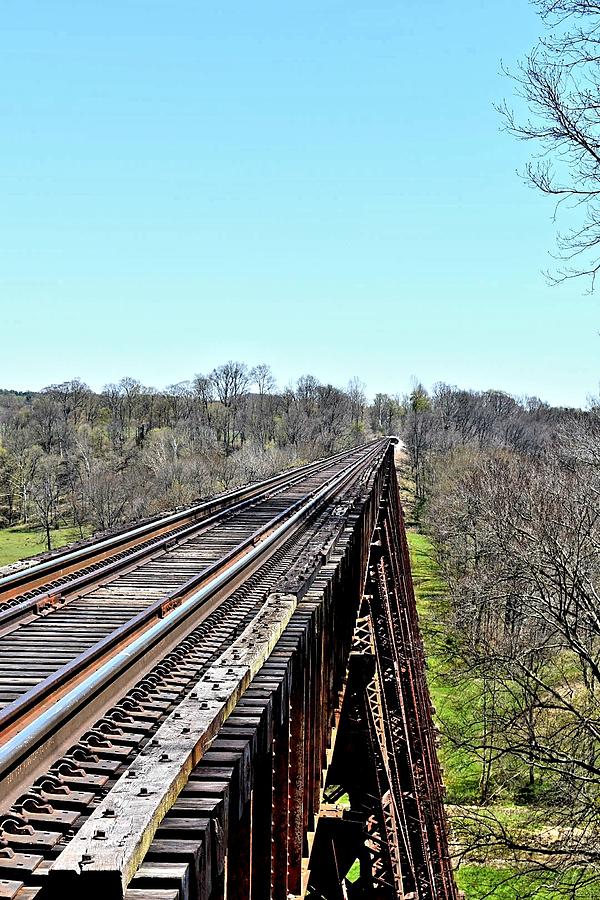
[0,441,457,900]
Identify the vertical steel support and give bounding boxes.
[304,448,458,900]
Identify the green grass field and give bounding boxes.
[408,530,482,801]
[456,866,596,900]
[0,524,91,567]
[407,530,588,900]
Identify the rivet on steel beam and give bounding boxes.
[103,809,116,818]
[126,770,137,778]
[160,753,170,762]
[93,829,106,840]
[139,787,149,796]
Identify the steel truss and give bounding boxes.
[305,474,457,900]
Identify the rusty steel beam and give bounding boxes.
[0,446,370,606]
[304,453,457,900]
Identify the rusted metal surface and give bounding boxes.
[48,593,298,897]
[0,447,363,609]
[0,443,457,900]
[305,453,457,899]
[0,447,377,722]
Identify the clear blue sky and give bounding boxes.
[1,1,597,406]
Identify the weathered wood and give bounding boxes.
[225,795,251,900]
[271,679,290,900]
[0,879,23,900]
[287,652,306,895]
[144,839,206,900]
[124,890,180,900]
[129,863,190,900]
[47,594,297,899]
[249,720,273,900]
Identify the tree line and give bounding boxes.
[0,362,403,549]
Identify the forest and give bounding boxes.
[405,382,600,898]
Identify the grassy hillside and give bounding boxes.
[0,524,91,567]
[407,530,582,900]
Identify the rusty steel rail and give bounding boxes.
[0,448,372,636]
[0,445,371,612]
[0,446,381,719]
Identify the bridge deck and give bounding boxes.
[0,442,456,900]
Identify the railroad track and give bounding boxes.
[0,445,366,614]
[0,441,389,900]
[0,446,379,713]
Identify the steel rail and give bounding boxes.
[0,447,368,738]
[0,445,374,633]
[0,441,387,803]
[0,444,372,604]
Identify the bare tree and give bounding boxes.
[277,386,307,450]
[316,385,349,453]
[370,392,403,434]
[119,377,142,428]
[347,376,366,427]
[427,449,600,893]
[296,374,320,418]
[253,363,276,397]
[166,381,195,423]
[30,393,63,454]
[0,444,17,526]
[250,363,277,449]
[44,379,91,429]
[500,1,600,287]
[209,361,251,455]
[31,456,62,551]
[404,384,434,500]
[85,460,136,532]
